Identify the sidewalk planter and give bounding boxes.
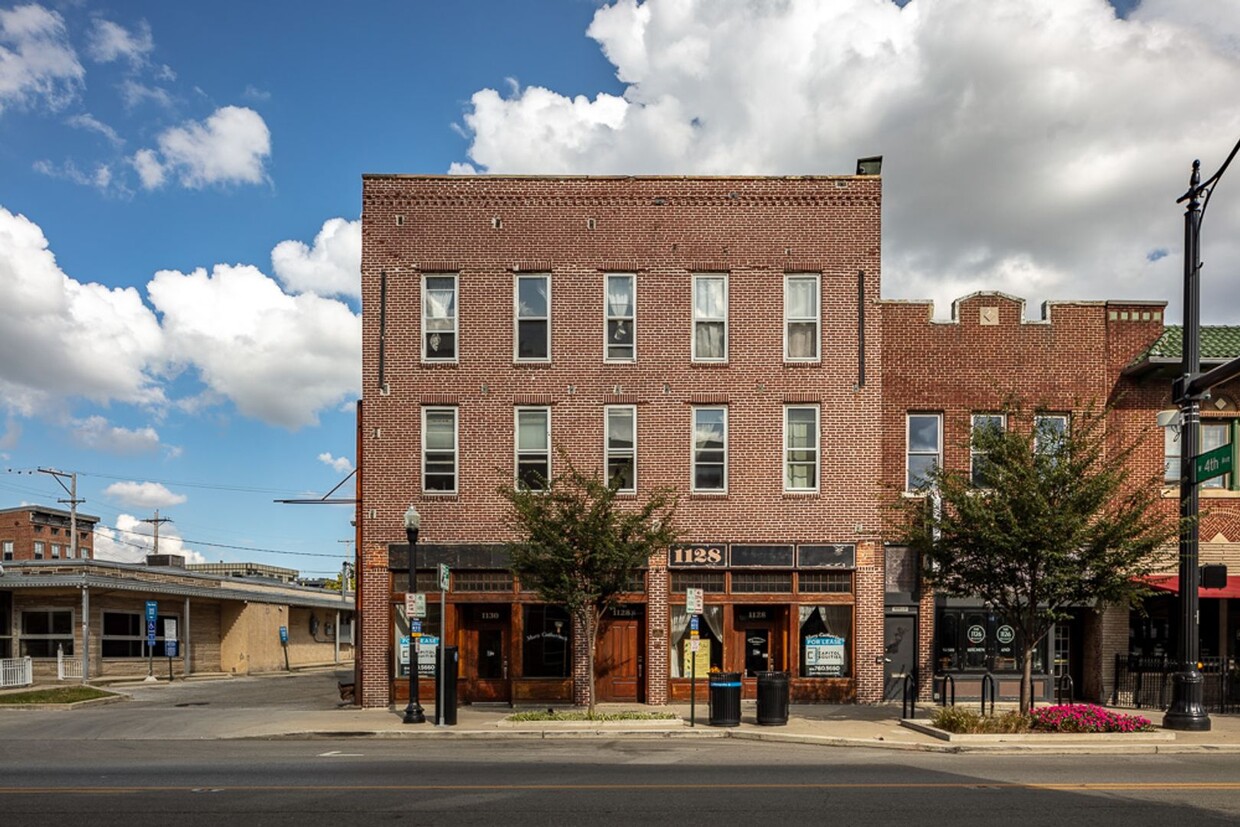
[708,672,742,727]
[756,671,789,726]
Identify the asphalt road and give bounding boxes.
[3,738,1240,826]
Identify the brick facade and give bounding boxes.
[0,506,96,562]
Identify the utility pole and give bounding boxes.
[141,510,173,557]
[38,468,87,683]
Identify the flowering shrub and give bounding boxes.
[1029,704,1154,733]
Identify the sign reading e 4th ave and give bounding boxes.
[1195,444,1234,484]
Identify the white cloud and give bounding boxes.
[32,158,116,192]
[0,206,165,415]
[103,480,186,509]
[65,113,123,147]
[271,218,361,299]
[71,415,160,454]
[93,513,205,564]
[148,262,361,429]
[0,3,83,114]
[133,106,271,189]
[318,452,353,474]
[86,18,154,66]
[119,79,173,109]
[454,0,1240,322]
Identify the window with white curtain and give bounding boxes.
[669,605,723,677]
[692,407,727,492]
[515,407,551,490]
[784,273,820,361]
[692,274,727,361]
[605,406,636,493]
[605,274,635,361]
[784,405,819,492]
[515,274,550,361]
[422,273,457,361]
[422,407,458,493]
[799,604,852,678]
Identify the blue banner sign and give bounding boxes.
[145,601,158,645]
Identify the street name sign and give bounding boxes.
[1195,444,1233,484]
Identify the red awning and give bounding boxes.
[1144,575,1240,599]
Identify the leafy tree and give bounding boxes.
[501,456,678,713]
[901,407,1175,711]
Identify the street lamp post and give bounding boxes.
[403,504,425,724]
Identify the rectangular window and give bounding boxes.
[101,611,178,658]
[515,407,551,491]
[800,572,854,593]
[422,273,457,361]
[1202,422,1230,490]
[604,274,635,361]
[670,571,726,593]
[799,605,852,678]
[65,545,74,559]
[20,609,73,658]
[669,605,723,677]
[422,407,458,493]
[515,274,550,361]
[1034,414,1069,455]
[522,605,571,678]
[452,571,514,592]
[971,413,1006,487]
[732,572,793,593]
[692,274,727,361]
[784,405,819,492]
[605,406,636,493]
[784,273,820,361]
[692,407,727,492]
[51,544,60,559]
[2,541,12,561]
[33,541,44,560]
[906,414,942,491]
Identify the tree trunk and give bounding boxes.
[586,608,599,716]
[1021,648,1034,713]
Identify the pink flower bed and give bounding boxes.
[1030,704,1154,733]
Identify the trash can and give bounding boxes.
[708,671,742,727]
[756,671,789,726]
[435,645,459,726]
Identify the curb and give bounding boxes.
[0,692,128,712]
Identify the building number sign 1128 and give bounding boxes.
[669,545,724,566]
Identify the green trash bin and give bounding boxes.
[708,672,742,727]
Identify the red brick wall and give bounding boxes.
[358,175,883,707]
[0,508,95,561]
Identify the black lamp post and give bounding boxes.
[403,504,425,724]
[1164,139,1240,731]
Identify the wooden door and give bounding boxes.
[459,606,510,703]
[595,609,644,702]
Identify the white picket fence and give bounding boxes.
[1,656,33,688]
[56,646,82,681]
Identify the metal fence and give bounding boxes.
[1111,654,1239,714]
[56,646,82,681]
[1,656,33,688]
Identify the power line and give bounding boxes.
[102,523,349,559]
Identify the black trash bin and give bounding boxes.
[434,645,459,726]
[756,671,789,726]
[708,671,742,727]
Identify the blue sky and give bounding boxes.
[2,0,1239,574]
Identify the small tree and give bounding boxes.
[501,456,678,714]
[901,407,1175,711]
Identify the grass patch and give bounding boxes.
[507,709,679,722]
[930,704,1155,734]
[0,686,117,705]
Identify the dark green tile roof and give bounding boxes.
[1132,326,1240,364]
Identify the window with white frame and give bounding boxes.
[906,413,942,491]
[422,273,457,361]
[20,609,72,657]
[515,274,550,361]
[33,541,44,560]
[692,407,727,492]
[692,274,727,361]
[1202,421,1231,490]
[1034,414,1069,455]
[605,274,635,361]
[422,407,458,493]
[784,405,819,491]
[51,544,60,559]
[784,273,820,361]
[605,406,636,493]
[516,407,551,490]
[2,540,12,561]
[971,414,1006,487]
[102,611,177,658]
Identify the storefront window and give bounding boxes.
[669,605,723,677]
[394,604,442,679]
[799,605,851,678]
[935,608,1047,674]
[522,605,571,678]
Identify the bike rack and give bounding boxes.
[938,673,956,707]
[980,672,996,716]
[1056,673,1075,706]
[901,672,918,719]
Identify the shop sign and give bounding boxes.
[797,544,857,570]
[669,543,726,568]
[683,639,711,675]
[966,625,986,644]
[479,611,500,621]
[996,625,1016,645]
[804,634,845,677]
[418,635,438,677]
[742,609,772,621]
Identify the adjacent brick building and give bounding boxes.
[0,506,97,563]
